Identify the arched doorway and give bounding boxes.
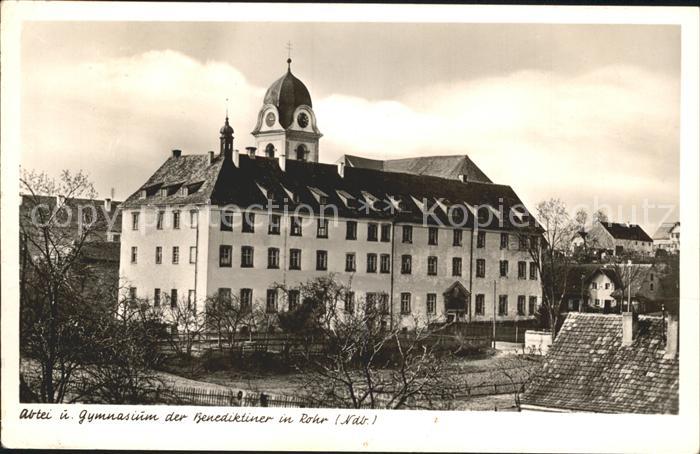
[443,281,470,323]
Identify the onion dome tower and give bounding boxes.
[251,58,322,162]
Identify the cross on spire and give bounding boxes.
[225,97,229,118]
[286,41,293,59]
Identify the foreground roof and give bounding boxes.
[600,221,653,242]
[521,313,678,414]
[340,154,493,184]
[20,194,122,234]
[123,152,537,231]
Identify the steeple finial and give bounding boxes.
[225,97,229,119]
[286,41,293,72]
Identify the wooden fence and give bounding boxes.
[161,386,309,408]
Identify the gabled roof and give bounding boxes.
[600,221,652,242]
[340,154,492,184]
[521,313,678,414]
[123,152,538,232]
[652,221,680,240]
[20,194,123,234]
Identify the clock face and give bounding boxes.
[265,112,276,127]
[297,112,309,128]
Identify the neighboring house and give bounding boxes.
[652,221,680,255]
[118,58,542,330]
[521,312,679,414]
[587,220,653,256]
[337,154,493,184]
[564,263,675,315]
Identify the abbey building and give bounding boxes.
[119,59,542,327]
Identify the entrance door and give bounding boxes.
[443,281,470,322]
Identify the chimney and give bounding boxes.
[246,147,256,158]
[104,198,112,212]
[208,150,215,165]
[278,155,286,172]
[621,311,638,346]
[665,314,679,358]
[232,148,240,167]
[337,161,345,178]
[171,149,182,158]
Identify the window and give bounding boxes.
[268,248,280,269]
[499,260,508,278]
[591,282,598,289]
[172,246,179,264]
[366,253,377,273]
[650,282,655,291]
[426,293,437,315]
[500,233,508,249]
[400,293,411,315]
[155,246,162,264]
[219,245,232,267]
[380,224,391,242]
[402,225,413,244]
[367,223,378,241]
[530,235,539,250]
[401,255,412,274]
[604,282,610,290]
[345,253,356,272]
[218,288,232,304]
[476,259,485,278]
[170,289,178,308]
[517,295,526,315]
[173,211,180,229]
[221,211,233,231]
[346,221,357,240]
[650,273,654,281]
[475,294,485,315]
[427,256,438,276]
[128,287,137,302]
[190,210,198,229]
[344,291,355,313]
[380,254,391,274]
[154,288,161,307]
[452,257,462,276]
[477,231,486,248]
[189,246,197,264]
[518,236,527,251]
[529,296,537,315]
[290,216,302,236]
[288,290,300,311]
[241,246,254,268]
[268,214,281,235]
[498,295,508,316]
[242,213,255,233]
[378,294,389,314]
[428,227,438,245]
[453,229,463,246]
[289,249,301,270]
[240,289,252,313]
[188,290,196,309]
[518,261,526,279]
[266,289,278,313]
[594,298,601,307]
[316,250,328,271]
[317,218,329,238]
[130,246,138,264]
[529,263,537,280]
[156,211,164,230]
[132,212,139,230]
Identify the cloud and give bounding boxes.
[21,50,679,234]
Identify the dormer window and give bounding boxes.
[336,190,356,209]
[160,188,168,197]
[140,190,147,199]
[308,186,329,205]
[361,191,380,211]
[179,186,188,197]
[256,182,274,202]
[386,195,402,212]
[281,185,298,203]
[410,195,426,212]
[434,198,449,214]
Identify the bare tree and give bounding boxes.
[518,198,578,341]
[164,296,206,358]
[204,292,256,350]
[19,169,103,403]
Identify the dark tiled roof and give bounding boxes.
[20,194,122,234]
[341,154,492,183]
[123,153,538,231]
[600,222,653,242]
[521,313,678,414]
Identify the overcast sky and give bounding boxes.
[20,21,680,234]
